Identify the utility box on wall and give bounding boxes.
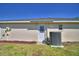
[50,32,61,46]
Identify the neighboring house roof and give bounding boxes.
[0,18,79,24]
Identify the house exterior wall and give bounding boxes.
[62,29,79,42]
[47,24,79,42]
[0,24,38,41]
[0,23,79,42]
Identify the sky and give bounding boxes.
[0,3,79,20]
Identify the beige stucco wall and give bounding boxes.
[47,29,79,42]
[0,23,79,42]
[0,29,38,41]
[62,29,79,42]
[0,24,38,41]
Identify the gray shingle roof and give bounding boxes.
[0,18,79,23]
[0,18,79,21]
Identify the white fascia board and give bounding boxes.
[0,21,31,23]
[53,21,79,22]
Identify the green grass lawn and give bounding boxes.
[0,43,79,56]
